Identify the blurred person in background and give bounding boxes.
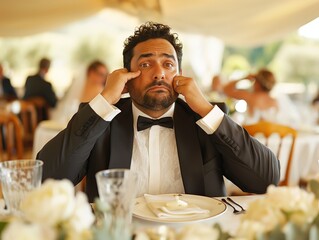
[223,68,279,124]
[313,91,319,106]
[51,60,108,123]
[23,58,58,120]
[0,63,18,101]
[312,91,319,124]
[80,60,108,102]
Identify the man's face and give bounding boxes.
[90,65,108,85]
[127,38,179,112]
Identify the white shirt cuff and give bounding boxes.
[89,94,121,121]
[196,105,225,134]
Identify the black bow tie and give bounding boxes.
[137,116,174,131]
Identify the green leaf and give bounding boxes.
[212,223,233,240]
[284,222,309,240]
[308,180,319,199]
[0,221,8,234]
[309,226,319,240]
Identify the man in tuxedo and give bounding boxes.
[38,22,280,202]
[23,58,57,120]
[0,64,18,100]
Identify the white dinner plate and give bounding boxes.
[133,194,226,223]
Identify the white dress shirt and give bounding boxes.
[90,94,224,196]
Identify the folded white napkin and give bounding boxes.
[144,194,210,219]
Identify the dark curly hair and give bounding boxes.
[123,22,183,71]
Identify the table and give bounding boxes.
[133,195,262,235]
[288,131,319,185]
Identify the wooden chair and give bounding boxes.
[243,121,297,186]
[7,100,38,147]
[0,111,24,161]
[25,97,50,122]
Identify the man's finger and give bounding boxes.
[126,70,141,81]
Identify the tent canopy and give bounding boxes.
[1,0,319,47]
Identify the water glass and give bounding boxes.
[0,159,43,215]
[95,169,138,240]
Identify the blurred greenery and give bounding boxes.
[0,38,51,70]
[222,40,283,75]
[71,34,116,68]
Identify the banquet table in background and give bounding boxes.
[288,131,319,186]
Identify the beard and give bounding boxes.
[131,80,178,111]
[143,91,177,110]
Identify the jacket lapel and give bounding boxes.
[174,100,205,195]
[109,99,134,169]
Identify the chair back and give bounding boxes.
[25,97,49,122]
[243,121,297,186]
[0,111,24,160]
[8,100,38,145]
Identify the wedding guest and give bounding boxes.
[223,69,280,124]
[38,22,280,202]
[23,58,57,120]
[80,60,108,102]
[50,60,109,123]
[313,91,319,106]
[0,64,18,100]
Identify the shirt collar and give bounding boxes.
[132,102,175,131]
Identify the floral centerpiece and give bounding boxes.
[2,179,319,240]
[0,179,95,240]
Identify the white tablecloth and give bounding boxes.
[288,132,319,185]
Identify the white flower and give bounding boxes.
[65,229,92,240]
[266,185,318,224]
[65,192,95,233]
[177,224,219,240]
[2,220,56,240]
[236,185,319,239]
[20,179,76,226]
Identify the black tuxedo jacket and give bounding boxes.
[39,98,280,202]
[23,74,57,107]
[1,77,17,99]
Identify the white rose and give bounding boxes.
[236,220,266,240]
[240,199,285,228]
[20,179,76,226]
[65,229,92,240]
[2,220,56,240]
[177,224,219,240]
[66,191,95,233]
[266,186,318,224]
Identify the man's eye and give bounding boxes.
[165,62,174,68]
[140,63,150,68]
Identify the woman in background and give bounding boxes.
[223,68,278,124]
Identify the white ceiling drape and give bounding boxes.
[1,0,319,47]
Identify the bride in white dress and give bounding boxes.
[223,68,300,126]
[51,60,108,123]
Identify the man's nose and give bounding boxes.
[153,65,165,80]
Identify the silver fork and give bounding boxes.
[221,198,245,214]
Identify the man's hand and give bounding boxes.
[174,76,213,117]
[101,68,140,104]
